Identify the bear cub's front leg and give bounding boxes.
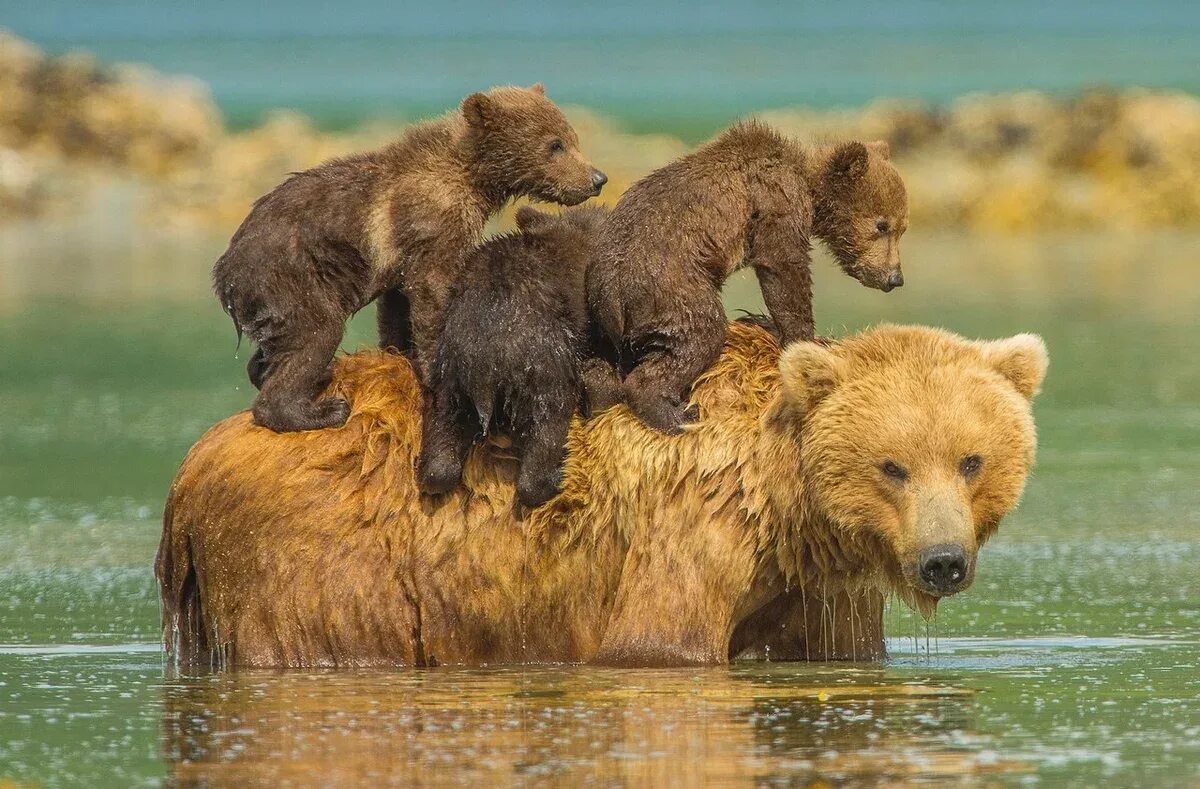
[248,321,351,432]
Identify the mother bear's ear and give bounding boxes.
[977,334,1049,400]
[778,341,846,413]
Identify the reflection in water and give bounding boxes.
[160,665,1019,786]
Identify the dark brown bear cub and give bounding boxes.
[586,120,908,433]
[419,205,615,508]
[213,84,606,432]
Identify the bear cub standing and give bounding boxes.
[418,205,618,508]
[213,84,606,432]
[587,120,908,433]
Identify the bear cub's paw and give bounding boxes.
[252,395,351,433]
[626,391,701,435]
[417,453,464,497]
[516,467,565,510]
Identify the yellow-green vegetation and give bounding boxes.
[2,30,1198,233]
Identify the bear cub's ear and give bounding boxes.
[462,92,492,128]
[825,141,871,186]
[529,82,546,96]
[515,206,556,234]
[778,341,847,413]
[978,334,1049,400]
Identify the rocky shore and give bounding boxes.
[2,31,1197,232]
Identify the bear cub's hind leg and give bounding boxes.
[514,399,575,509]
[579,356,624,417]
[622,324,724,435]
[417,379,479,496]
[250,321,350,433]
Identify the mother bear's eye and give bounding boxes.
[548,139,565,154]
[876,219,891,234]
[880,460,908,482]
[959,454,983,477]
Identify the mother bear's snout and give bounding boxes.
[917,543,970,596]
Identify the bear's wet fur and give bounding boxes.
[418,205,619,509]
[212,84,606,433]
[586,119,909,433]
[157,321,1046,668]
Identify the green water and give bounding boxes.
[1,223,1198,785]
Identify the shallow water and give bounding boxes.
[1,224,1199,785]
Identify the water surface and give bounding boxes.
[0,223,1198,785]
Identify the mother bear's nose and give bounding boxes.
[918,544,968,594]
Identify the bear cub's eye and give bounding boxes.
[548,139,565,154]
[959,454,983,477]
[880,460,908,482]
[876,219,891,234]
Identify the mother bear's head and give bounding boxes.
[763,326,1047,617]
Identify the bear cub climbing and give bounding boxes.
[213,84,606,433]
[587,120,909,433]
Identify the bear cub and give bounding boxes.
[213,84,606,433]
[587,120,909,433]
[418,205,618,509]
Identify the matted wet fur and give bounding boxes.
[587,120,908,433]
[212,84,605,433]
[418,205,619,509]
[157,322,1045,669]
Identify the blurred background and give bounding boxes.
[0,1,1198,785]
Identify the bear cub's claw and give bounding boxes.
[315,396,351,426]
[628,394,701,435]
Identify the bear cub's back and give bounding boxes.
[436,206,608,389]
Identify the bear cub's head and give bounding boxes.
[512,205,609,284]
[777,325,1048,616]
[515,204,609,238]
[462,84,607,207]
[814,140,909,293]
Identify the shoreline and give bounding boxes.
[2,30,1199,233]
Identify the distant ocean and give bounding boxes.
[4,0,1199,139]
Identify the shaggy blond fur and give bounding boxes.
[157,322,1045,668]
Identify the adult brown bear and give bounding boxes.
[156,321,1046,668]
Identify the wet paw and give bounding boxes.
[314,396,351,428]
[517,470,564,509]
[626,394,687,434]
[418,454,463,496]
[252,396,350,433]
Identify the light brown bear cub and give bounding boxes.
[587,119,908,433]
[213,84,606,432]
